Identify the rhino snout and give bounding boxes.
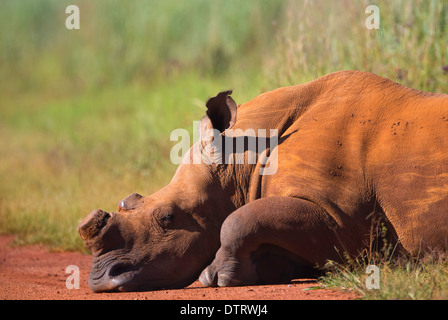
[89,262,142,292]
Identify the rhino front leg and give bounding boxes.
[200,196,346,287]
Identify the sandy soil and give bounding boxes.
[0,235,358,300]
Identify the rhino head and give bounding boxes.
[78,91,238,292]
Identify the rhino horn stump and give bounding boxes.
[78,209,111,241]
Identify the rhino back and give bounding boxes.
[236,71,448,253]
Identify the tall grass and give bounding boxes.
[321,250,448,300]
[0,0,284,95]
[266,0,448,92]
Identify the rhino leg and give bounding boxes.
[200,196,347,287]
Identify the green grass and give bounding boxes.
[266,0,448,92]
[0,0,447,298]
[317,221,448,300]
[320,253,448,300]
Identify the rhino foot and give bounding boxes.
[199,265,217,287]
[199,248,257,287]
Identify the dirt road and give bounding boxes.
[0,235,358,300]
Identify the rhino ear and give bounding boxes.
[202,90,237,133]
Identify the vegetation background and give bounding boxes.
[0,0,447,299]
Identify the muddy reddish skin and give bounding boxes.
[78,71,448,292]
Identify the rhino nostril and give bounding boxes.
[108,263,140,281]
[109,263,130,277]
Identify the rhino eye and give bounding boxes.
[160,212,175,229]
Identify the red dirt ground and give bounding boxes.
[0,235,358,300]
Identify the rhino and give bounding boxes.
[78,71,448,292]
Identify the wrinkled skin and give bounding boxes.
[79,163,234,292]
[79,71,448,292]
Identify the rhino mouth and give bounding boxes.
[89,262,144,292]
[89,260,193,292]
